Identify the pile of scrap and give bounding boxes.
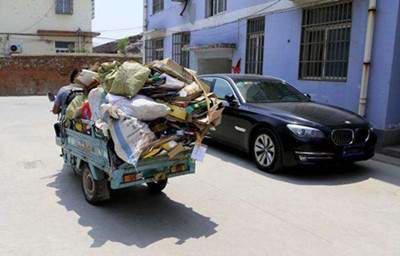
[66,58,223,166]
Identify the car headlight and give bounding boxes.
[287,124,325,138]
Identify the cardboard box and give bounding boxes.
[168,104,188,121]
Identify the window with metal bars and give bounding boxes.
[245,17,265,75]
[153,0,164,14]
[55,41,75,53]
[145,38,164,63]
[206,0,227,17]
[55,0,73,15]
[172,32,191,68]
[299,2,352,81]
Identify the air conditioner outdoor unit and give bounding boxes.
[9,44,23,54]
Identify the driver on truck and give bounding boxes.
[52,68,81,115]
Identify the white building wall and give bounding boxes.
[0,0,94,55]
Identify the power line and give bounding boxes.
[95,36,122,41]
[19,2,56,33]
[102,1,282,41]
[152,0,283,37]
[148,0,330,38]
[1,32,129,43]
[97,26,143,33]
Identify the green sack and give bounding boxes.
[65,94,85,121]
[97,61,121,92]
[108,62,151,98]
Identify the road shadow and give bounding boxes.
[205,140,400,187]
[47,168,218,248]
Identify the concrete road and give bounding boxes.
[1,96,400,256]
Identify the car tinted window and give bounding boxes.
[234,79,309,103]
[199,77,215,87]
[213,78,234,100]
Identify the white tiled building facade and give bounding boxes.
[0,0,98,56]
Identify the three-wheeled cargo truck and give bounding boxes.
[54,119,196,204]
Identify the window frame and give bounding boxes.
[145,38,164,63]
[245,17,265,75]
[55,0,73,15]
[172,32,191,68]
[299,1,352,82]
[55,41,75,53]
[153,0,164,14]
[201,77,238,101]
[212,78,236,100]
[206,0,227,17]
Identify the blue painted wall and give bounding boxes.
[147,0,275,30]
[262,6,365,113]
[146,0,400,131]
[366,0,400,130]
[385,2,400,129]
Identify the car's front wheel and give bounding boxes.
[251,128,282,173]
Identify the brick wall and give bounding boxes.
[0,54,140,96]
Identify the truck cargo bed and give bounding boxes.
[57,124,195,190]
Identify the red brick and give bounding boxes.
[0,55,139,96]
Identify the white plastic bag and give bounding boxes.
[159,73,186,90]
[191,143,208,162]
[76,69,98,86]
[100,103,125,119]
[88,87,106,122]
[95,119,109,137]
[105,93,171,121]
[109,117,155,166]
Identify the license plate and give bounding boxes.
[342,146,364,157]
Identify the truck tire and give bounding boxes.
[146,178,168,193]
[81,165,110,205]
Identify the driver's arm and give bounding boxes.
[52,103,61,114]
[52,89,64,115]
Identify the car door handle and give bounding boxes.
[234,126,246,133]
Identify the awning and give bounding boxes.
[186,43,236,52]
[143,29,166,39]
[37,29,100,38]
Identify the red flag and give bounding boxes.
[232,59,241,74]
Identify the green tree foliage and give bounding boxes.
[117,37,129,55]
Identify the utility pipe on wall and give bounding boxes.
[358,0,377,117]
[143,0,148,64]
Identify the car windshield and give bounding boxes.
[233,78,310,103]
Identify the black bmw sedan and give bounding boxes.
[200,74,377,173]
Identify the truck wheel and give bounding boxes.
[81,166,110,205]
[146,178,168,193]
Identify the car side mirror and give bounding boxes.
[47,92,55,102]
[225,95,239,107]
[304,93,311,100]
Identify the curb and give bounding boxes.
[373,153,400,167]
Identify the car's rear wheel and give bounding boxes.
[251,128,282,173]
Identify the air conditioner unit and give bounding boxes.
[9,44,23,54]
